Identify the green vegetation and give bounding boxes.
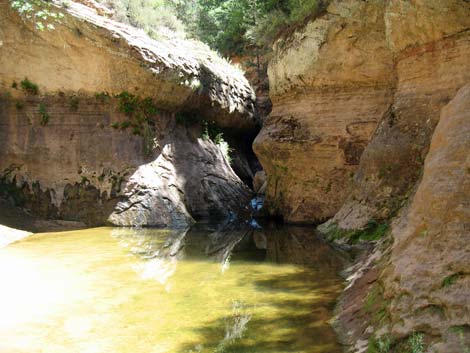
[326,219,389,244]
[367,331,426,353]
[173,0,328,55]
[95,91,111,102]
[442,272,464,288]
[112,92,160,157]
[116,91,140,116]
[367,335,393,353]
[449,326,470,353]
[363,284,390,326]
[11,81,18,89]
[201,120,232,163]
[407,333,424,353]
[69,96,79,111]
[13,0,329,83]
[20,78,39,95]
[99,0,185,38]
[96,0,328,58]
[10,0,65,31]
[38,103,50,125]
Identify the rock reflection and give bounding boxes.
[0,225,344,353]
[111,227,188,288]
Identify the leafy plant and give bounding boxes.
[116,91,139,116]
[10,0,65,31]
[120,121,131,130]
[325,220,389,244]
[113,92,160,157]
[449,326,470,353]
[442,272,464,288]
[95,91,110,102]
[20,78,39,95]
[38,103,49,125]
[407,333,424,353]
[367,335,393,353]
[200,120,232,163]
[101,0,185,39]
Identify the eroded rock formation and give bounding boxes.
[0,0,257,227]
[254,0,395,223]
[253,0,470,351]
[254,0,470,226]
[333,0,470,230]
[382,83,470,353]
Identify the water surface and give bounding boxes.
[0,225,344,353]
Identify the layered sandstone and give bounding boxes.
[333,0,470,230]
[0,1,256,227]
[254,0,470,351]
[255,0,470,226]
[254,0,395,223]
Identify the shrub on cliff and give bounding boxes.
[10,0,64,30]
[98,0,186,39]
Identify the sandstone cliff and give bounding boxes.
[253,0,470,351]
[0,0,257,227]
[382,83,470,353]
[254,0,470,226]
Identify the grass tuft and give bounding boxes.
[20,78,39,95]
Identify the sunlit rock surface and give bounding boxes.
[382,84,470,352]
[254,0,395,223]
[0,1,257,227]
[0,224,31,248]
[254,0,470,225]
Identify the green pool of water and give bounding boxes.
[0,225,344,353]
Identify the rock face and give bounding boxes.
[382,84,470,353]
[0,225,32,248]
[333,0,470,230]
[108,125,252,227]
[0,1,256,227]
[254,0,470,225]
[253,0,470,351]
[254,0,395,223]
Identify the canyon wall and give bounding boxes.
[382,83,470,353]
[0,0,257,227]
[254,0,395,223]
[254,0,470,351]
[254,0,470,226]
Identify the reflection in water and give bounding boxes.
[0,224,345,353]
